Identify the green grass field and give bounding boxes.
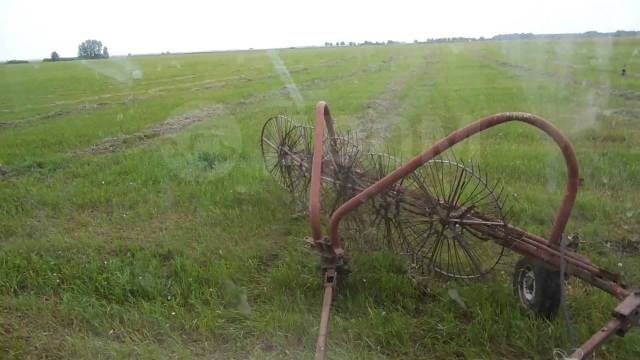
[1,38,640,359]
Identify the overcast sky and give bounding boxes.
[0,0,638,60]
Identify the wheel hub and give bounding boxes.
[520,267,536,303]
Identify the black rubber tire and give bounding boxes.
[512,256,561,319]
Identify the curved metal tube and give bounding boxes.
[309,101,338,241]
[324,111,580,253]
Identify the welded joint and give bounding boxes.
[324,268,337,289]
[304,236,344,271]
[566,232,580,252]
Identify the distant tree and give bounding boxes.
[51,51,60,61]
[78,39,104,59]
[102,46,109,58]
[339,41,345,46]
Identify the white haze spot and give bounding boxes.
[574,91,601,133]
[80,58,143,83]
[267,49,303,108]
[573,37,612,135]
[499,39,614,193]
[449,43,462,54]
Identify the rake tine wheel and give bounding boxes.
[396,158,507,278]
[322,134,367,213]
[260,116,313,205]
[343,152,404,251]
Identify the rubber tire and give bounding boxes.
[512,256,561,319]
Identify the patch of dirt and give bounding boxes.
[602,108,640,119]
[614,89,640,101]
[0,121,17,128]
[0,164,11,177]
[622,235,640,254]
[72,104,224,155]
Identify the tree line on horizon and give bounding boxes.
[44,39,110,62]
[324,30,640,47]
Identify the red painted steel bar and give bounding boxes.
[570,292,640,359]
[309,101,339,241]
[328,111,579,253]
[315,269,337,360]
[315,285,334,360]
[572,318,622,359]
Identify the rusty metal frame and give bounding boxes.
[307,101,639,360]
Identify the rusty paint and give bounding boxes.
[302,101,638,360]
[328,111,579,252]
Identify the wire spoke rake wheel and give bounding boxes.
[322,135,368,215]
[396,159,508,278]
[260,116,312,204]
[343,153,404,251]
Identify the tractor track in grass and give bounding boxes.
[0,87,291,179]
[68,83,305,157]
[0,60,349,129]
[352,73,411,146]
[1,103,223,180]
[1,55,416,179]
[0,56,352,122]
[0,96,147,129]
[0,74,257,126]
[70,83,310,157]
[349,53,435,147]
[70,104,225,155]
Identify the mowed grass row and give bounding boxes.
[1,39,639,359]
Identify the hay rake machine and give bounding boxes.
[260,101,640,359]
